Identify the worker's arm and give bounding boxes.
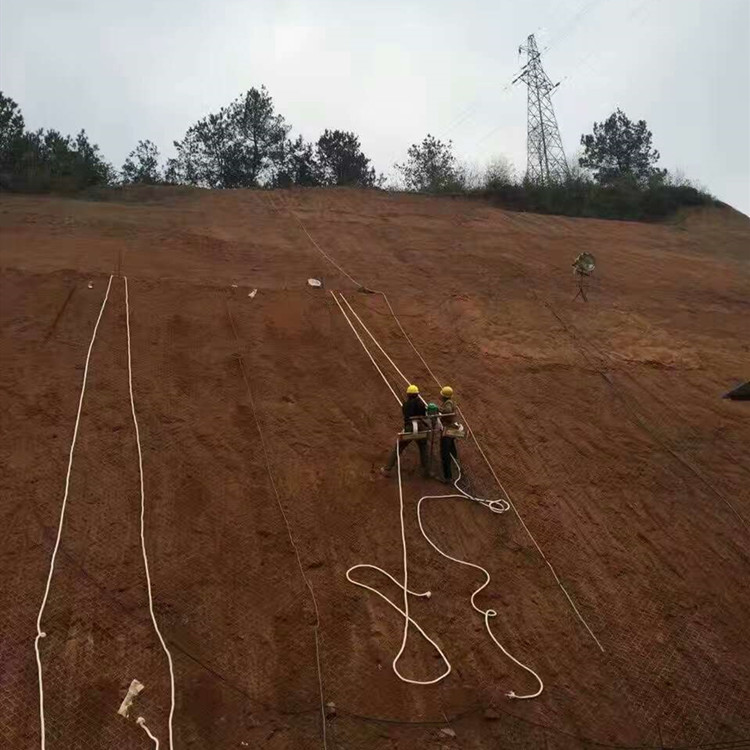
[439,400,456,427]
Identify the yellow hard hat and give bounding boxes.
[406,384,419,395]
[440,386,453,398]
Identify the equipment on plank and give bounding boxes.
[443,422,466,439]
[382,385,466,479]
[398,419,431,442]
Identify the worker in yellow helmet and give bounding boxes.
[381,384,429,477]
[438,385,459,483]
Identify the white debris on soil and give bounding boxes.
[117,679,144,717]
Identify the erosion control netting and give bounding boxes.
[327,709,750,750]
[2,204,749,750]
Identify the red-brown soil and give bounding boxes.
[1,187,749,749]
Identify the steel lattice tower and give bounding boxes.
[514,34,569,184]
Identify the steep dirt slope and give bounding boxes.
[1,188,748,749]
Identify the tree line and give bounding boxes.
[1,87,381,191]
[162,87,381,189]
[0,93,114,192]
[390,117,713,220]
[395,109,666,191]
[1,86,713,219]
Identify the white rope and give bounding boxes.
[335,293,451,682]
[346,439,451,685]
[350,443,452,685]
[339,294,410,387]
[345,446,542,697]
[33,275,114,750]
[275,193,363,288]
[338,293,428,407]
[125,276,176,748]
[378,293,442,388]
[330,291,401,406]
[136,717,160,748]
[416,461,543,699]
[460,413,604,651]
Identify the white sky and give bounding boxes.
[1,0,748,213]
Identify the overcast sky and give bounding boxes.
[1,0,748,213]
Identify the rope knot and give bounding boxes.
[488,500,510,514]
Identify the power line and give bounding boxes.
[472,0,651,156]
[542,0,607,56]
[438,0,604,145]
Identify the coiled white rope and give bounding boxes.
[347,440,451,685]
[345,443,542,696]
[34,275,114,750]
[125,276,176,749]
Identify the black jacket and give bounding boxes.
[402,395,426,430]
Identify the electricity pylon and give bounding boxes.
[513,34,569,184]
